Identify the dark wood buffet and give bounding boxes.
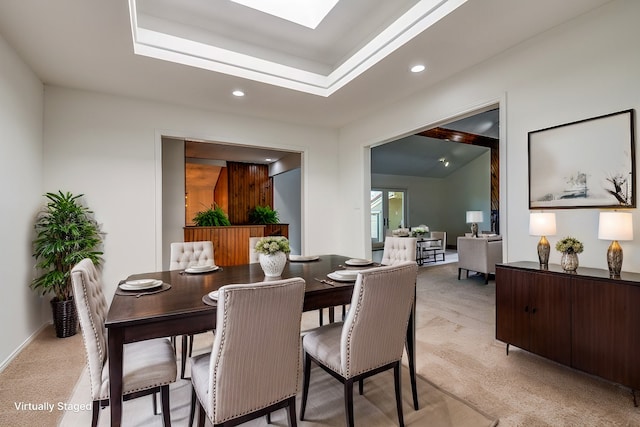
[496,262,640,402]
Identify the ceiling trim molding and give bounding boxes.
[128,0,467,96]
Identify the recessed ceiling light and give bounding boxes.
[232,90,245,97]
[410,64,426,73]
[265,158,273,162]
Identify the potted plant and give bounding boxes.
[248,205,280,224]
[254,236,290,277]
[32,191,103,338]
[193,204,231,226]
[555,236,584,273]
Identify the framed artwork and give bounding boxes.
[529,109,635,209]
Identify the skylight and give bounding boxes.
[128,0,467,96]
[230,0,340,29]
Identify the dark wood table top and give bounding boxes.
[106,254,365,329]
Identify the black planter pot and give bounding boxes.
[50,297,78,338]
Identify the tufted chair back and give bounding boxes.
[381,236,417,265]
[170,241,215,270]
[70,258,109,401]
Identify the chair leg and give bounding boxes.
[358,378,364,395]
[161,384,171,427]
[394,362,405,427]
[318,309,324,326]
[197,399,206,427]
[189,386,196,427]
[344,379,355,427]
[484,273,489,284]
[153,391,158,415]
[188,334,194,357]
[266,412,271,424]
[457,268,461,280]
[91,400,100,427]
[300,352,312,420]
[286,395,298,427]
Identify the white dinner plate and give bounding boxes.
[119,280,163,291]
[208,291,219,300]
[345,258,372,266]
[328,271,358,282]
[185,265,219,274]
[289,255,320,262]
[123,278,157,288]
[335,269,361,279]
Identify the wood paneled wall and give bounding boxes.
[185,225,288,265]
[222,162,273,225]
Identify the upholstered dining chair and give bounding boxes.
[70,258,177,427]
[248,237,261,263]
[381,236,417,265]
[428,230,447,262]
[189,277,306,427]
[169,241,215,270]
[170,240,216,378]
[300,261,418,427]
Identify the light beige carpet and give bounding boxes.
[61,359,497,426]
[0,325,85,427]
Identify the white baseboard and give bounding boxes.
[0,322,52,373]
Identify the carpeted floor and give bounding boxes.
[0,324,85,427]
[4,261,640,426]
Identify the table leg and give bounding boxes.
[406,287,419,410]
[108,328,124,427]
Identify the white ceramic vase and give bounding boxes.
[259,252,287,277]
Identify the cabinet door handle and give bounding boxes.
[532,307,537,314]
[524,305,529,312]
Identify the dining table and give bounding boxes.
[105,254,418,427]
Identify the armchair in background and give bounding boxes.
[456,235,503,284]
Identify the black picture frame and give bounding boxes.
[528,109,635,209]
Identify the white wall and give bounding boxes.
[42,87,340,301]
[273,168,302,254]
[0,34,46,368]
[341,0,640,271]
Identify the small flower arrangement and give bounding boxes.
[555,236,584,254]
[254,236,291,255]
[411,226,429,237]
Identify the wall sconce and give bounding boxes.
[529,212,556,269]
[466,211,483,237]
[598,211,633,278]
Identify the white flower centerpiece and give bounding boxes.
[255,236,291,277]
[411,226,429,237]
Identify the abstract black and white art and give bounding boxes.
[529,109,635,209]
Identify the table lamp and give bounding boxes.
[466,211,483,237]
[529,212,556,268]
[598,211,633,278]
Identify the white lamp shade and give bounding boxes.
[529,212,557,236]
[598,212,633,241]
[466,211,483,223]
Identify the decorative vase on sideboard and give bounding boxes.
[259,252,287,277]
[560,252,579,273]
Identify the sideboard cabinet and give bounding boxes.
[496,262,640,394]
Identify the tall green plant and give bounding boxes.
[32,191,103,302]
